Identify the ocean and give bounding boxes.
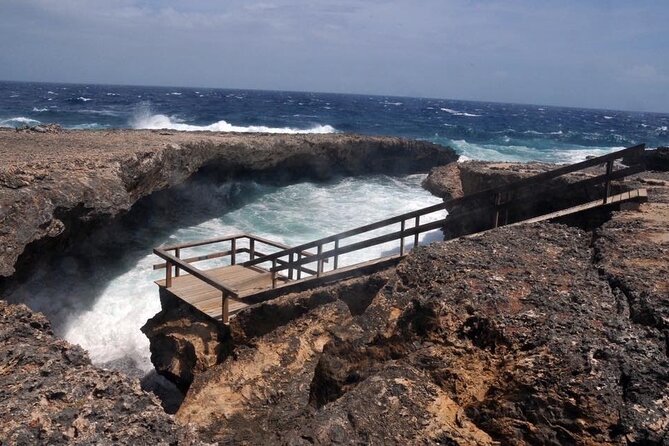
[2,80,668,162]
[2,80,668,374]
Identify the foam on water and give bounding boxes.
[131,111,336,134]
[0,116,41,127]
[450,139,624,163]
[13,174,442,373]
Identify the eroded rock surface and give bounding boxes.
[293,224,669,445]
[142,271,391,396]
[168,223,668,445]
[0,129,456,279]
[0,300,197,445]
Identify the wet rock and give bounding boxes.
[0,299,199,444]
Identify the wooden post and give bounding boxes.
[296,253,302,280]
[414,216,420,248]
[317,244,323,277]
[231,238,236,265]
[334,239,339,270]
[222,292,229,324]
[174,248,180,277]
[400,220,406,255]
[272,259,277,288]
[603,160,613,204]
[289,252,294,280]
[165,261,172,288]
[249,238,255,261]
[493,193,501,228]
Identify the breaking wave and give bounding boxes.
[131,111,336,134]
[0,116,41,127]
[441,108,481,117]
[450,139,624,164]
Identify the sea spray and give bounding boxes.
[10,174,444,373]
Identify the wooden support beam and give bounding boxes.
[165,261,172,288]
[400,220,405,256]
[174,248,180,277]
[603,159,613,204]
[414,216,420,248]
[231,238,237,265]
[222,292,229,324]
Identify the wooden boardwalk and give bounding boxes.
[153,144,649,323]
[155,265,289,319]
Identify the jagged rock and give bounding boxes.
[299,223,669,444]
[141,290,233,393]
[142,272,390,394]
[422,162,464,200]
[177,301,354,443]
[0,129,457,280]
[0,299,199,445]
[424,160,637,238]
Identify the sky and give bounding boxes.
[1,0,668,113]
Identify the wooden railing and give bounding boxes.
[154,143,647,321]
[152,233,320,322]
[242,144,646,287]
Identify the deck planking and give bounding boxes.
[155,264,289,319]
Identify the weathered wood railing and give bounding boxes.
[154,143,647,321]
[152,233,320,322]
[242,144,646,288]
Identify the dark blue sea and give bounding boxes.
[2,81,667,163]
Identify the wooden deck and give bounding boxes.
[155,265,289,320]
[152,145,650,324]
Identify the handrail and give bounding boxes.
[153,247,239,297]
[243,143,645,269]
[154,144,649,317]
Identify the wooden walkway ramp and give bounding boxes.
[153,144,649,323]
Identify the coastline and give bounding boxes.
[0,130,667,444]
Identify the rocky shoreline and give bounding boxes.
[0,128,456,282]
[1,129,668,445]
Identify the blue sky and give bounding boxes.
[1,0,668,112]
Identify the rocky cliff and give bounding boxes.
[0,129,457,280]
[153,159,668,444]
[0,300,199,445]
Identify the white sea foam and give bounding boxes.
[603,116,614,120]
[14,174,442,372]
[77,97,92,102]
[47,91,56,95]
[32,107,49,112]
[450,139,624,164]
[440,108,481,117]
[131,111,336,134]
[0,116,41,127]
[167,92,182,96]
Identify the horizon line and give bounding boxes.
[1,78,668,116]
